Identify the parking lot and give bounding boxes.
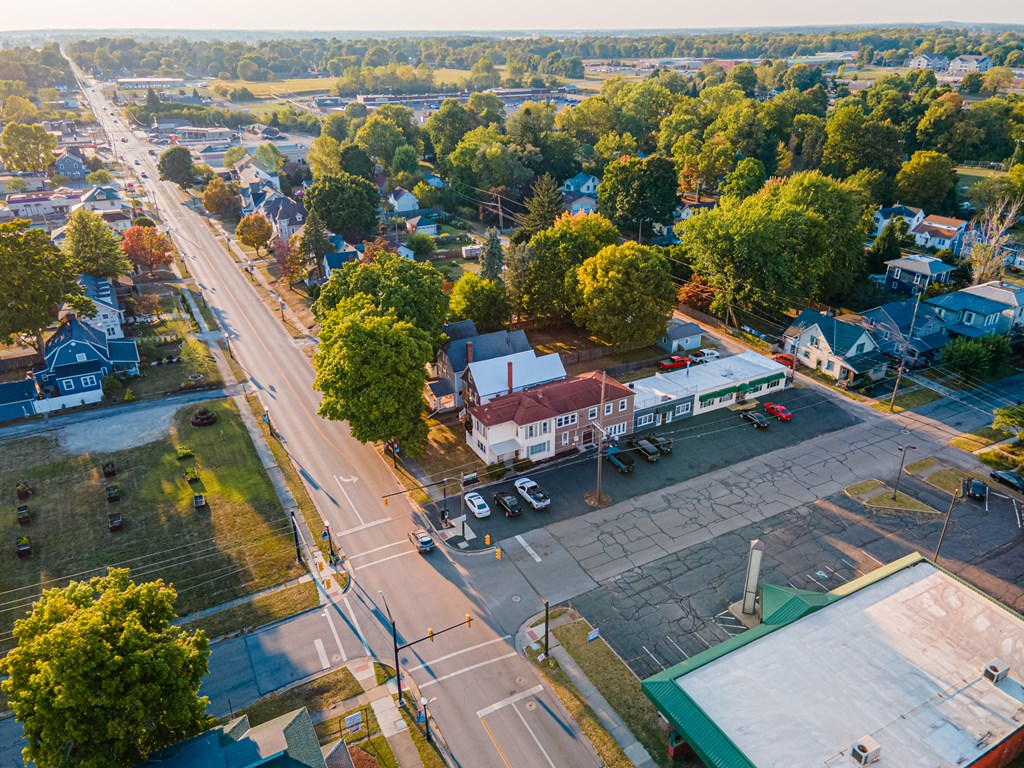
[568,472,1023,680]
[426,386,861,550]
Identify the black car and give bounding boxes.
[645,434,673,455]
[990,470,1024,494]
[967,478,988,499]
[741,411,770,429]
[627,437,661,462]
[493,491,522,517]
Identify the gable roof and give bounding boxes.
[959,281,1024,309]
[470,371,633,427]
[442,319,478,341]
[884,254,953,276]
[876,204,922,219]
[442,330,531,372]
[664,321,702,340]
[925,290,1007,316]
[563,171,595,187]
[785,309,867,356]
[388,187,415,202]
[80,185,122,203]
[77,274,119,310]
[466,350,567,401]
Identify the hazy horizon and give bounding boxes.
[2,0,1022,35]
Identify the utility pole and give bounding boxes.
[592,372,608,506]
[934,480,966,562]
[891,445,916,500]
[888,294,921,413]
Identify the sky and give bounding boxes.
[1,0,1022,32]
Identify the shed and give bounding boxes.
[657,321,703,353]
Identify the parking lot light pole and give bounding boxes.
[892,445,917,500]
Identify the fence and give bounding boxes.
[606,355,666,378]
[559,344,641,365]
[958,160,1011,172]
[0,353,35,375]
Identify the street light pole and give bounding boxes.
[379,590,404,707]
[421,697,432,742]
[322,520,336,563]
[891,445,917,500]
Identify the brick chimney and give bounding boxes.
[508,361,514,395]
[466,341,474,364]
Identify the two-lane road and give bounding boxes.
[71,71,600,768]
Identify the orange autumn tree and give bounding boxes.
[121,225,174,272]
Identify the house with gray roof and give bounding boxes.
[67,275,126,339]
[924,290,1006,339]
[884,254,954,296]
[656,320,703,353]
[430,329,531,411]
[847,299,949,367]
[136,706,341,768]
[783,309,888,385]
[560,172,600,196]
[956,281,1024,337]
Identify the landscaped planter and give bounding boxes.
[16,505,29,525]
[106,485,120,503]
[184,467,200,483]
[16,536,31,558]
[102,461,116,478]
[16,482,31,501]
[193,494,206,509]
[190,407,218,427]
[108,512,123,532]
[176,445,193,460]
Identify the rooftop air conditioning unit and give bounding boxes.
[984,659,1009,684]
[850,736,881,765]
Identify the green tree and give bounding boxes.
[299,209,333,277]
[307,134,344,179]
[339,142,375,179]
[961,72,984,94]
[845,168,895,207]
[85,168,113,185]
[0,220,90,358]
[678,133,736,195]
[201,176,240,218]
[940,336,990,378]
[895,150,957,213]
[406,232,436,259]
[982,67,1015,94]
[504,241,533,323]
[720,157,767,199]
[979,333,1012,375]
[573,242,677,346]
[520,174,565,240]
[304,172,380,235]
[313,251,447,344]
[222,145,249,168]
[314,295,432,453]
[180,336,216,378]
[0,569,212,768]
[1,94,37,122]
[480,228,504,281]
[821,104,903,177]
[867,218,911,273]
[390,143,419,175]
[728,63,759,96]
[157,146,195,188]
[449,273,511,332]
[355,116,405,168]
[63,209,130,278]
[0,122,57,171]
[467,92,506,128]
[525,212,619,319]
[992,403,1024,438]
[236,213,273,257]
[593,131,638,175]
[425,99,472,161]
[253,142,285,172]
[598,154,679,233]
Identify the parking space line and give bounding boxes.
[348,540,406,558]
[823,565,849,583]
[476,685,544,717]
[642,645,665,670]
[408,636,512,673]
[355,550,415,570]
[693,633,712,650]
[314,638,330,669]
[513,702,557,768]
[323,609,347,662]
[805,575,827,591]
[419,652,519,689]
[667,637,689,660]
[515,535,542,563]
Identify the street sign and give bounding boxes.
[587,627,600,642]
[345,712,362,731]
[416,709,425,723]
[321,530,329,540]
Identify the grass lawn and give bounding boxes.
[182,579,318,638]
[0,400,303,649]
[356,735,398,768]
[956,165,1008,188]
[978,441,1024,471]
[211,78,334,97]
[399,693,448,768]
[240,665,362,726]
[926,467,972,495]
[869,386,942,413]
[949,426,1011,453]
[316,702,380,744]
[553,619,675,768]
[385,414,484,494]
[846,479,884,496]
[906,456,940,475]
[845,479,937,513]
[431,68,472,86]
[181,284,220,331]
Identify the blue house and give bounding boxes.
[884,255,954,296]
[924,291,1006,339]
[53,149,89,180]
[0,380,39,422]
[33,317,139,412]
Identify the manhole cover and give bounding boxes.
[511,595,522,603]
[524,701,537,711]
[516,677,526,685]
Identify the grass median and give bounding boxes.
[182,579,318,639]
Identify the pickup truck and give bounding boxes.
[514,477,551,509]
[628,437,661,462]
[646,434,673,455]
[605,446,635,474]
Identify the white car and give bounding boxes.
[690,349,721,364]
[465,492,491,518]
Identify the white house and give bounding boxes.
[388,187,419,213]
[462,350,567,407]
[783,309,888,385]
[69,275,126,339]
[911,214,968,252]
[561,172,600,196]
[872,204,924,237]
[74,185,127,214]
[949,55,993,74]
[5,187,86,225]
[907,54,949,71]
[406,215,438,236]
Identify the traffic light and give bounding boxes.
[428,628,434,642]
[383,497,389,506]
[496,547,502,560]
[465,614,472,628]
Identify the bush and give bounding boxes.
[123,387,134,402]
[101,374,124,401]
[485,463,508,481]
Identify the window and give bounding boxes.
[561,433,570,446]
[541,420,550,435]
[63,379,75,390]
[528,442,549,456]
[985,314,996,326]
[768,378,781,388]
[604,403,613,416]
[526,425,535,438]
[855,343,865,354]
[881,330,890,340]
[607,422,627,437]
[718,393,733,404]
[588,407,598,420]
[555,413,578,428]
[748,383,763,393]
[826,360,835,371]
[964,312,975,325]
[81,375,97,388]
[477,440,485,452]
[75,353,87,362]
[618,399,627,412]
[892,268,901,279]
[675,402,692,416]
[912,273,921,285]
[809,335,819,348]
[891,282,899,289]
[636,414,655,428]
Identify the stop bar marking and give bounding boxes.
[516,535,542,562]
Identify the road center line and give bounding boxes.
[323,609,347,662]
[334,475,364,526]
[354,550,415,570]
[348,540,407,559]
[515,535,543,563]
[314,638,330,670]
[418,652,519,689]
[407,636,513,673]
[513,702,557,768]
[476,685,544,717]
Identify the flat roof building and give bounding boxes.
[643,553,1024,768]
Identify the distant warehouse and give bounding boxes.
[116,77,187,90]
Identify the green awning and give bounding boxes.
[699,386,738,403]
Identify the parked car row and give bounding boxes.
[462,476,552,520]
[742,402,794,430]
[657,349,722,371]
[603,434,674,474]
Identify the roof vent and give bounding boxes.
[849,736,881,765]
[983,659,1009,684]
[628,383,635,389]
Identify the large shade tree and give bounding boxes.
[0,122,57,171]
[303,172,380,236]
[0,569,213,768]
[63,209,131,278]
